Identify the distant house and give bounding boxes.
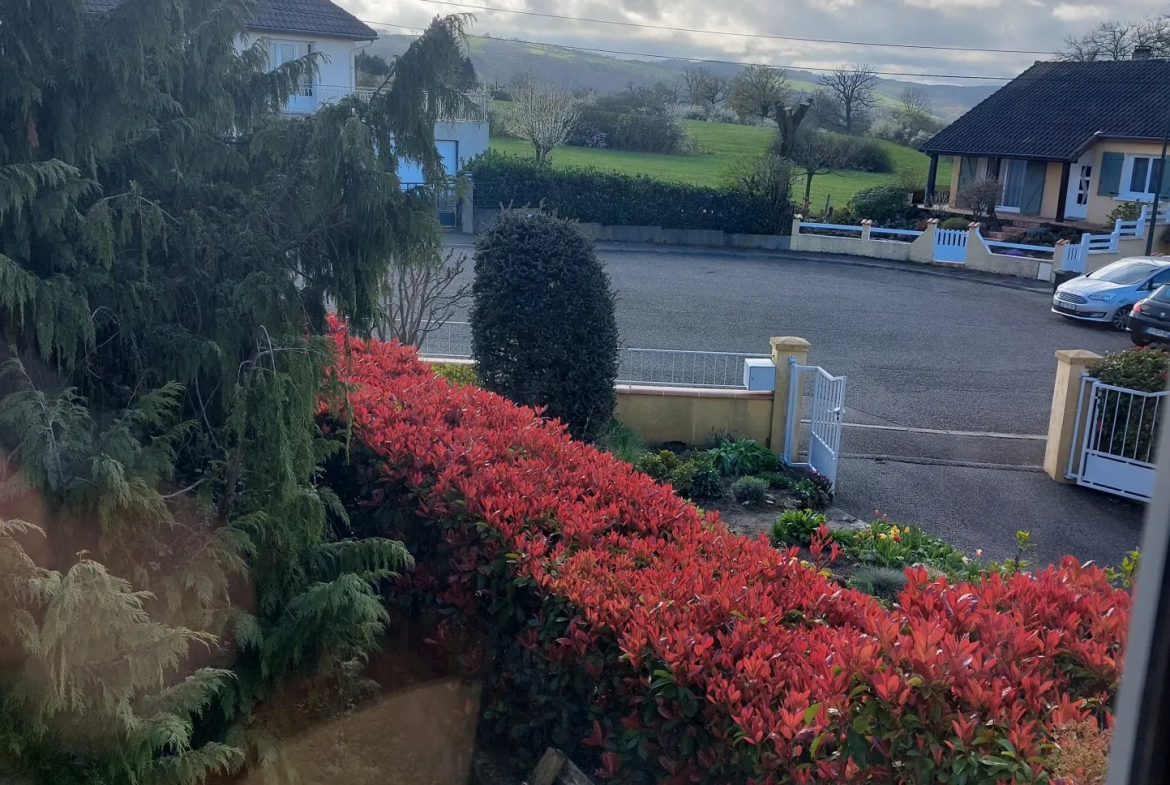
[85,0,488,224]
[921,56,1170,226]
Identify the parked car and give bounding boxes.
[1052,257,1170,330]
[1128,285,1170,345]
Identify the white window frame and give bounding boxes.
[1119,154,1165,201]
[268,39,316,96]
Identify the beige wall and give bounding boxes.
[615,385,775,448]
[1085,140,1170,226]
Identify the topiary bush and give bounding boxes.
[939,217,971,230]
[471,211,619,442]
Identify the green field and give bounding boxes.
[490,121,951,215]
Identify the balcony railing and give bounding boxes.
[283,86,489,122]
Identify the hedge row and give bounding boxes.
[325,324,1129,784]
[466,151,786,235]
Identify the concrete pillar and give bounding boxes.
[1044,350,1103,483]
[792,214,804,235]
[770,336,810,457]
[860,219,873,241]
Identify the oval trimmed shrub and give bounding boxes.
[471,210,619,442]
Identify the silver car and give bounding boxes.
[1052,257,1170,330]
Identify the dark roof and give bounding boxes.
[921,59,1170,161]
[84,0,377,40]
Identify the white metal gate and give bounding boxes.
[933,227,968,263]
[784,360,847,489]
[1069,375,1166,502]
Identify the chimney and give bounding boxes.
[1133,45,1153,60]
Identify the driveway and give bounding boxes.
[447,242,1146,565]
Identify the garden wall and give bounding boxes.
[615,384,774,446]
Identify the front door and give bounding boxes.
[1065,153,1093,220]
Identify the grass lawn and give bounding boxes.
[490,121,952,215]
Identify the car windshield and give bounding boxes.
[1087,259,1162,285]
[1153,285,1170,303]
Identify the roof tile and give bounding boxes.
[922,59,1170,161]
[84,0,377,40]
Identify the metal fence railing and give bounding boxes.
[617,349,768,389]
[418,321,472,359]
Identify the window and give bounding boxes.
[1122,155,1166,199]
[269,40,314,96]
[1087,259,1162,284]
[998,159,1027,210]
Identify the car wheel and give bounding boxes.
[1112,306,1132,331]
[1131,332,1152,347]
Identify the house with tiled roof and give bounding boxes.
[921,56,1170,227]
[86,0,489,224]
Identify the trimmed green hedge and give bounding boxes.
[466,151,790,235]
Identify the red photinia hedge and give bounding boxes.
[323,324,1130,785]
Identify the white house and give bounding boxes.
[86,0,490,224]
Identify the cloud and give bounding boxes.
[355,0,1159,83]
[1052,3,1106,21]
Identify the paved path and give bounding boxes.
[447,242,1146,565]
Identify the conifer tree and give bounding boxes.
[0,1,470,781]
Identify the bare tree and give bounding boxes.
[726,64,789,123]
[956,177,1002,223]
[376,245,470,346]
[507,71,582,162]
[1061,17,1170,60]
[774,97,814,158]
[680,66,727,111]
[818,64,880,135]
[897,85,933,122]
[788,130,853,204]
[806,87,844,131]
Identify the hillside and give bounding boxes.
[367,31,1000,120]
[488,121,954,213]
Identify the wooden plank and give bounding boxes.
[525,749,596,785]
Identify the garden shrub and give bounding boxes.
[792,471,834,510]
[598,419,645,464]
[635,450,694,496]
[467,151,786,235]
[835,519,974,578]
[1092,346,1170,393]
[769,509,826,546]
[849,185,909,224]
[325,324,1132,785]
[471,210,618,442]
[731,475,768,504]
[569,107,691,154]
[431,361,479,387]
[939,217,971,230]
[838,137,894,174]
[707,438,779,477]
[687,456,725,500]
[1107,201,1144,224]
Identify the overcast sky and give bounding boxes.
[340,0,1168,84]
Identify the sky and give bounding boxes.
[339,0,1168,84]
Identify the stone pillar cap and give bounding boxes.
[771,336,811,350]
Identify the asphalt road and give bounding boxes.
[448,243,1147,565]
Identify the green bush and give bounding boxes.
[769,509,827,546]
[635,450,691,495]
[688,457,725,500]
[839,137,894,174]
[1093,347,1170,393]
[731,475,768,504]
[467,150,788,235]
[1107,201,1144,223]
[431,362,479,386]
[471,211,619,442]
[569,108,691,154]
[849,566,909,601]
[849,185,909,224]
[939,217,971,230]
[792,472,834,510]
[707,438,779,477]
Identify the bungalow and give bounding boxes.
[921,56,1170,227]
